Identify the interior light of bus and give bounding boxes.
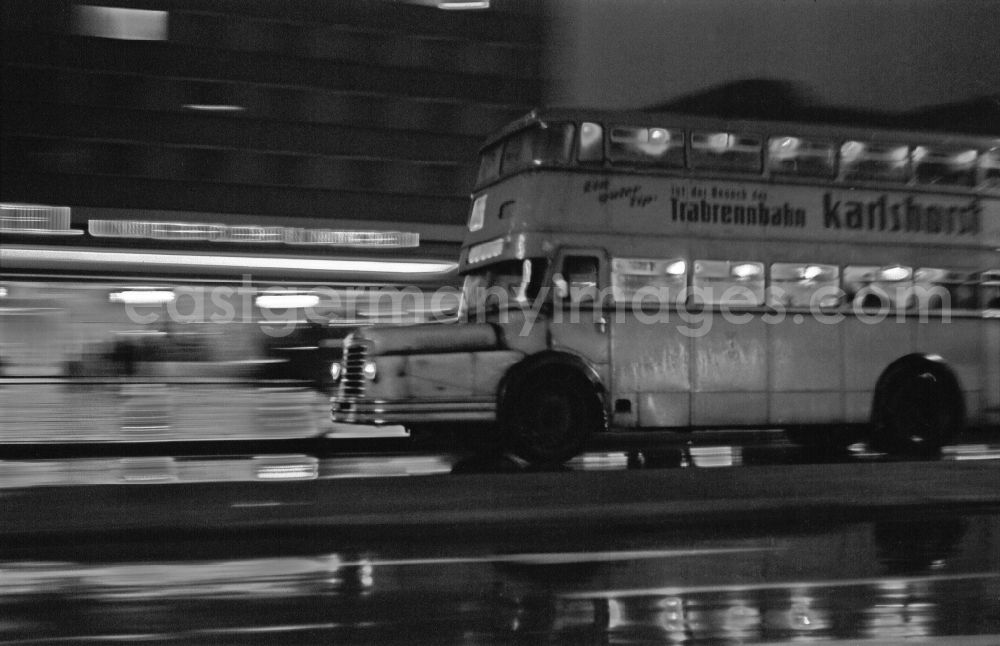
[468,195,486,232]
[109,290,176,305]
[769,137,800,159]
[649,128,669,143]
[952,149,978,165]
[840,141,866,163]
[665,260,687,276]
[467,237,505,264]
[731,263,763,280]
[255,293,321,309]
[888,146,909,163]
[878,265,912,282]
[800,265,824,282]
[0,287,8,299]
[578,122,604,162]
[703,133,733,153]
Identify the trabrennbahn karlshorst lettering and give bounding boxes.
[823,193,981,235]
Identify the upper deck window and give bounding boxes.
[608,126,685,168]
[499,122,575,176]
[912,146,977,187]
[690,132,763,173]
[768,136,837,178]
[840,141,910,183]
[979,148,1000,192]
[578,122,604,163]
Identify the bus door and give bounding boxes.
[549,249,610,382]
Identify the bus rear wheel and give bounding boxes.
[501,368,603,465]
[871,365,961,457]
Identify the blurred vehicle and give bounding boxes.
[0,208,456,444]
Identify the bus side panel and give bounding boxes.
[915,318,984,420]
[610,315,691,428]
[691,315,768,426]
[842,317,913,423]
[768,317,843,424]
[985,319,1000,428]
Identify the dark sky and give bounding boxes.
[549,0,1000,113]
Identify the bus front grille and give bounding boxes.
[339,342,368,398]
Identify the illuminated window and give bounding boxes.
[978,148,1000,192]
[843,265,914,311]
[608,126,684,168]
[73,5,168,40]
[690,132,762,173]
[578,122,604,163]
[500,123,574,176]
[767,136,836,178]
[692,260,764,306]
[978,270,1000,312]
[913,268,976,311]
[840,141,910,183]
[912,146,977,186]
[769,263,840,308]
[611,257,686,304]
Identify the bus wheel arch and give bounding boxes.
[497,352,607,465]
[870,353,965,456]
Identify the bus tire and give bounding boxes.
[870,358,963,457]
[500,367,603,465]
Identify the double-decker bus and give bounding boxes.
[0,205,457,444]
[330,108,1000,463]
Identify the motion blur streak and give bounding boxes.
[0,247,458,275]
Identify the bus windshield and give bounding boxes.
[476,123,574,188]
[459,258,549,317]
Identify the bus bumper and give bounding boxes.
[331,397,496,426]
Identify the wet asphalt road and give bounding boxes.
[1,432,999,644]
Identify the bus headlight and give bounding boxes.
[362,360,378,381]
[329,362,342,382]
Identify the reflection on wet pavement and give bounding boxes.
[3,437,999,488]
[2,515,998,644]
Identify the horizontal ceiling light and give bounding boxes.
[88,220,420,248]
[1,203,81,235]
[1,247,457,275]
[73,5,168,40]
[109,290,177,305]
[438,1,490,8]
[182,104,246,112]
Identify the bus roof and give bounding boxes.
[481,107,1000,152]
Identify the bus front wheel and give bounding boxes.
[871,362,962,457]
[501,368,603,465]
